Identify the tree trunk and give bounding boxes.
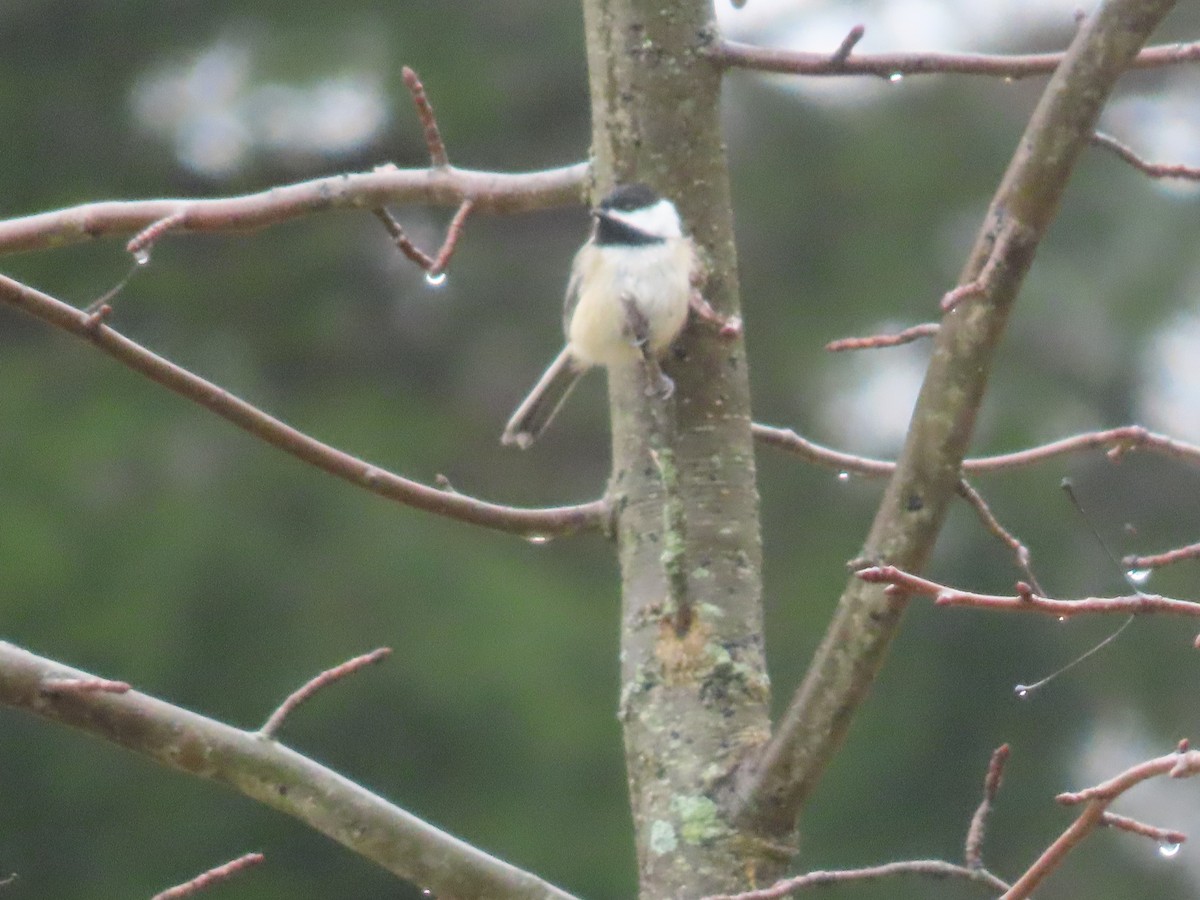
[580,1,780,896]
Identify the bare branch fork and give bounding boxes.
[1003,743,1200,898]
[371,68,476,277]
[0,641,579,900]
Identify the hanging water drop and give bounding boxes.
[425,270,447,287]
[888,72,904,83]
[526,533,551,545]
[1158,841,1181,859]
[1014,684,1032,699]
[1125,568,1151,586]
[837,471,850,483]
[133,248,151,265]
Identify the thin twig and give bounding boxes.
[1124,541,1200,571]
[941,219,1031,312]
[956,479,1044,594]
[1090,131,1200,180]
[1003,748,1200,899]
[824,322,938,352]
[0,163,586,256]
[700,859,1010,899]
[127,210,189,262]
[373,206,436,269]
[751,423,1200,475]
[260,648,391,739]
[965,744,1010,870]
[711,38,1200,80]
[829,25,866,67]
[857,565,1200,621]
[151,853,265,900]
[430,198,475,274]
[0,273,608,538]
[402,67,449,167]
[1100,811,1186,845]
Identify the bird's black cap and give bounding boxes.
[597,183,660,213]
[593,183,667,246]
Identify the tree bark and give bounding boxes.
[580,1,777,896]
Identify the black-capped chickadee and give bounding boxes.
[502,183,699,449]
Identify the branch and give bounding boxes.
[151,853,265,900]
[1002,746,1200,899]
[701,860,1009,899]
[1090,130,1200,180]
[955,479,1043,593]
[857,564,1200,622]
[1124,541,1200,572]
[259,649,392,739]
[824,322,938,352]
[0,163,586,256]
[731,0,1178,839]
[0,274,607,538]
[753,422,1200,586]
[0,641,579,900]
[751,423,1200,475]
[965,744,1010,870]
[712,35,1200,80]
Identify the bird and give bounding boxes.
[501,182,699,449]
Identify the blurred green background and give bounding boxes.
[2,2,1200,897]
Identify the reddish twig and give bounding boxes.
[711,38,1200,80]
[701,859,1010,899]
[1003,748,1200,898]
[41,676,131,695]
[857,565,1200,622]
[829,25,866,67]
[825,322,938,352]
[260,648,391,739]
[430,198,475,275]
[1090,131,1200,180]
[961,425,1200,470]
[373,206,436,269]
[1124,541,1200,571]
[0,273,608,538]
[402,67,449,167]
[0,164,586,256]
[126,210,189,262]
[752,423,1200,476]
[956,479,1044,593]
[151,853,264,900]
[941,218,1031,312]
[965,744,1010,870]
[751,424,896,476]
[1101,811,1186,845]
[375,194,475,277]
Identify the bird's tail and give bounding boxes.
[501,348,583,449]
